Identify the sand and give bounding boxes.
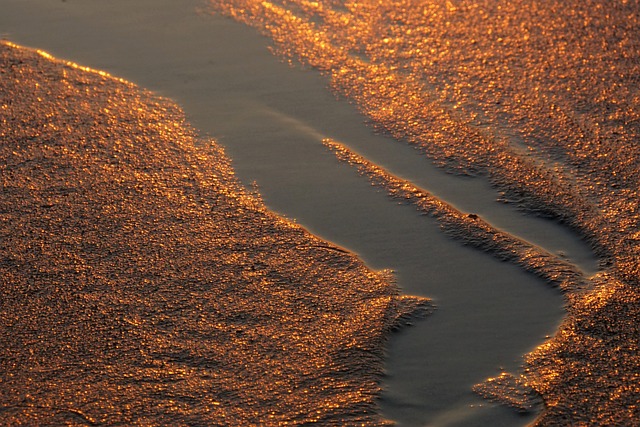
[1,1,619,425]
[1,39,435,425]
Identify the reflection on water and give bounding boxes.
[211,0,640,425]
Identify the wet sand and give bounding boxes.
[0,1,608,425]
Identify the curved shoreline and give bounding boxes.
[208,1,640,425]
[1,41,434,425]
[0,1,614,425]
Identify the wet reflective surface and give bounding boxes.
[0,42,429,425]
[209,0,640,425]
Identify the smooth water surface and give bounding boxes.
[0,2,596,424]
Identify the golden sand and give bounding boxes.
[0,41,429,425]
[210,0,640,424]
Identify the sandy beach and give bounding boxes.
[3,1,637,426]
[1,40,435,424]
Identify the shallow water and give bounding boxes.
[2,1,628,425]
[206,1,639,424]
